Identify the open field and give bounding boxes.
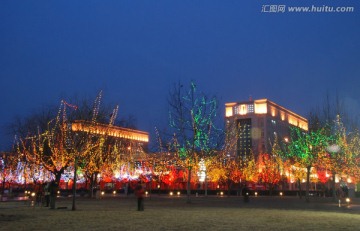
[1,195,359,231]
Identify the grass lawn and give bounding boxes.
[1,195,359,231]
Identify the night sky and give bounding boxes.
[1,1,360,150]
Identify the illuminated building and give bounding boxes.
[225,98,308,159]
[71,120,149,143]
[71,120,149,153]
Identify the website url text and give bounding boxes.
[261,5,355,13]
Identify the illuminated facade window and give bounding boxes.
[225,106,233,117]
[270,106,277,117]
[280,111,286,121]
[254,102,267,114]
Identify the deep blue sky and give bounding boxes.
[1,1,360,150]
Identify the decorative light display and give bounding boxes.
[197,159,206,182]
[6,92,153,192]
[2,91,359,194]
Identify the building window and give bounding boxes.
[234,104,254,115]
[237,118,252,158]
[234,106,239,115]
[248,104,254,113]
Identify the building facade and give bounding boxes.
[71,120,149,156]
[225,99,308,160]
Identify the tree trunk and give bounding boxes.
[51,170,63,209]
[297,178,302,199]
[227,181,232,196]
[186,167,191,203]
[85,178,88,193]
[90,173,98,198]
[1,178,5,201]
[305,166,311,202]
[72,156,77,211]
[90,174,94,198]
[55,172,62,185]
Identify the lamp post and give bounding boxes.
[326,144,340,201]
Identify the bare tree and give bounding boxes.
[167,81,219,203]
[10,91,138,209]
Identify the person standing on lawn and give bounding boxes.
[135,181,145,211]
[43,182,50,207]
[49,180,58,209]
